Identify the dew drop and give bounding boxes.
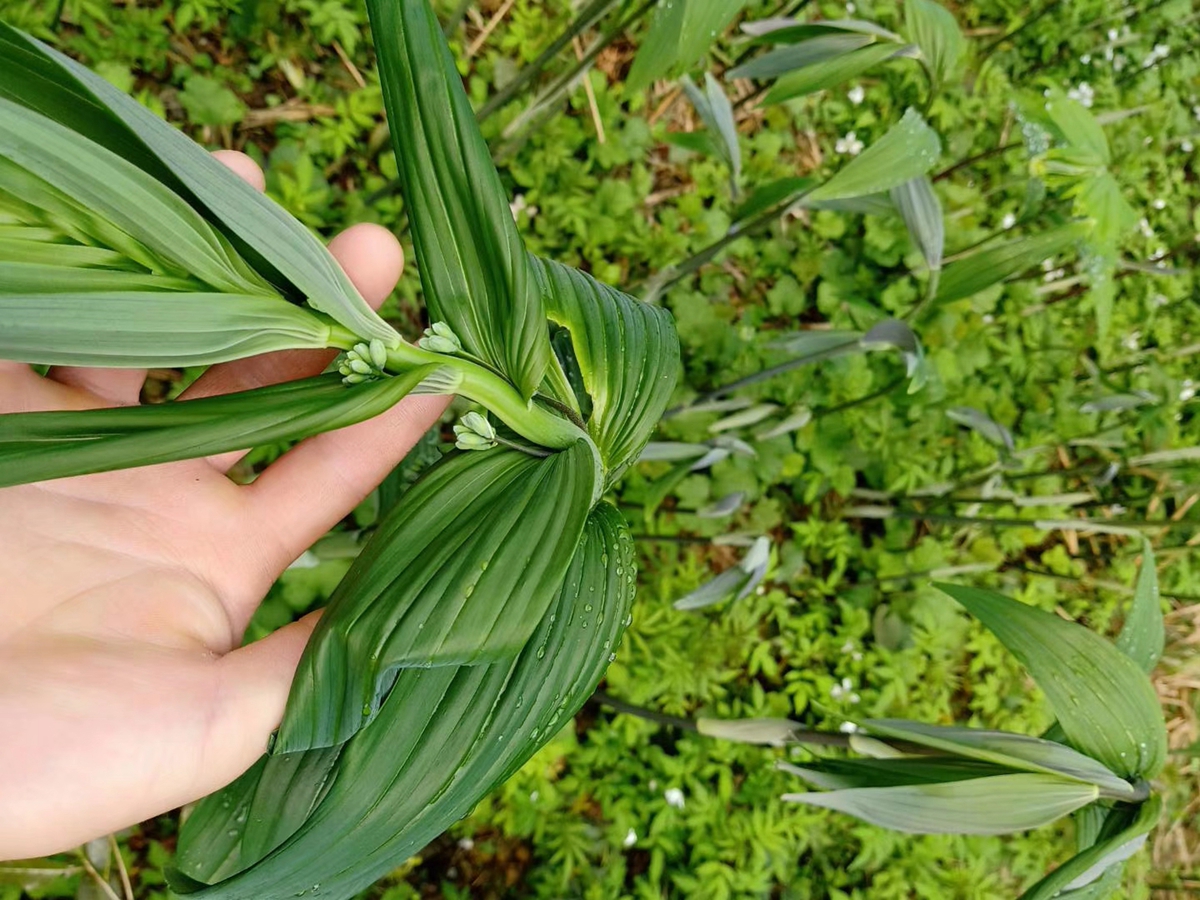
[362,703,372,716]
[608,652,617,662]
[536,646,546,659]
[585,603,594,612]
[464,583,474,597]
[480,559,489,570]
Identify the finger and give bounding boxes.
[43,366,147,406]
[212,149,266,192]
[238,393,449,591]
[186,223,405,473]
[191,613,321,797]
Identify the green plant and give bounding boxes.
[0,1,678,896]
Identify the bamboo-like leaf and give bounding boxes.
[681,73,741,191]
[0,22,397,346]
[174,503,636,900]
[673,536,769,610]
[626,0,748,92]
[862,720,1138,798]
[903,0,964,85]
[697,717,799,745]
[947,406,1015,452]
[366,0,550,398]
[1018,796,1161,900]
[780,757,1011,790]
[890,175,944,279]
[274,439,598,753]
[0,370,438,489]
[0,261,200,293]
[741,17,903,43]
[0,292,331,368]
[1115,540,1164,674]
[728,32,875,81]
[784,773,1098,835]
[935,222,1089,304]
[764,42,911,104]
[732,175,815,224]
[804,109,941,204]
[937,583,1167,779]
[532,257,680,483]
[0,98,272,296]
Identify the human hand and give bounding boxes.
[0,151,449,859]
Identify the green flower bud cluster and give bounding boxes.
[453,411,497,451]
[417,322,462,354]
[339,339,388,385]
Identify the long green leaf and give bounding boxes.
[903,0,964,85]
[890,175,944,277]
[0,22,397,346]
[937,583,1167,779]
[728,32,876,81]
[274,439,598,752]
[0,96,272,297]
[0,292,331,368]
[780,756,1011,790]
[804,109,941,204]
[1018,796,1161,900]
[863,720,1137,798]
[1115,540,1164,673]
[935,222,1089,304]
[366,0,550,399]
[764,41,910,104]
[0,261,200,293]
[174,503,636,900]
[626,0,747,92]
[784,773,1099,835]
[681,73,741,190]
[532,256,680,483]
[0,370,438,489]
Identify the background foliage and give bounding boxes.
[1,0,1198,897]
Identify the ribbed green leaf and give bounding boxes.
[863,720,1138,798]
[935,222,1089,304]
[0,292,331,368]
[532,257,679,482]
[784,773,1099,835]
[681,73,741,190]
[732,176,815,223]
[805,109,941,204]
[626,0,748,92]
[903,0,964,85]
[1115,540,1164,673]
[728,32,875,81]
[937,583,1167,779]
[365,0,550,399]
[0,370,438,489]
[274,439,598,753]
[764,41,909,104]
[780,756,1011,790]
[0,238,132,269]
[174,503,635,900]
[0,261,200,293]
[0,22,397,346]
[890,175,944,276]
[0,96,272,297]
[1019,796,1160,900]
[741,17,903,44]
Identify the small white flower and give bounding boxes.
[530,790,539,802]
[623,828,637,848]
[1151,247,1167,260]
[982,313,995,324]
[840,640,855,654]
[835,131,864,156]
[1067,83,1094,108]
[1080,53,1091,65]
[1138,218,1155,238]
[1183,139,1195,153]
[1042,258,1056,271]
[1106,504,1128,517]
[839,721,858,734]
[1155,43,1170,58]
[1107,28,1119,40]
[648,779,657,792]
[509,194,538,221]
[1152,198,1166,210]
[1001,212,1017,230]
[1122,330,1142,352]
[1104,45,1115,62]
[847,84,865,105]
[664,788,686,809]
[458,837,475,851]
[846,1,856,11]
[1181,379,1196,402]
[1114,54,1127,72]
[1152,293,1169,307]
[848,693,860,704]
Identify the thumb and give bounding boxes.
[195,612,321,798]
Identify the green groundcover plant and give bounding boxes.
[0,0,1187,897]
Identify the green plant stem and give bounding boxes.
[441,0,473,35]
[845,507,1191,532]
[326,326,587,454]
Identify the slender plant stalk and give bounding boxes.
[441,0,473,35]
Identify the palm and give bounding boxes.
[0,153,447,859]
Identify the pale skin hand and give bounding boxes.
[0,151,449,859]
